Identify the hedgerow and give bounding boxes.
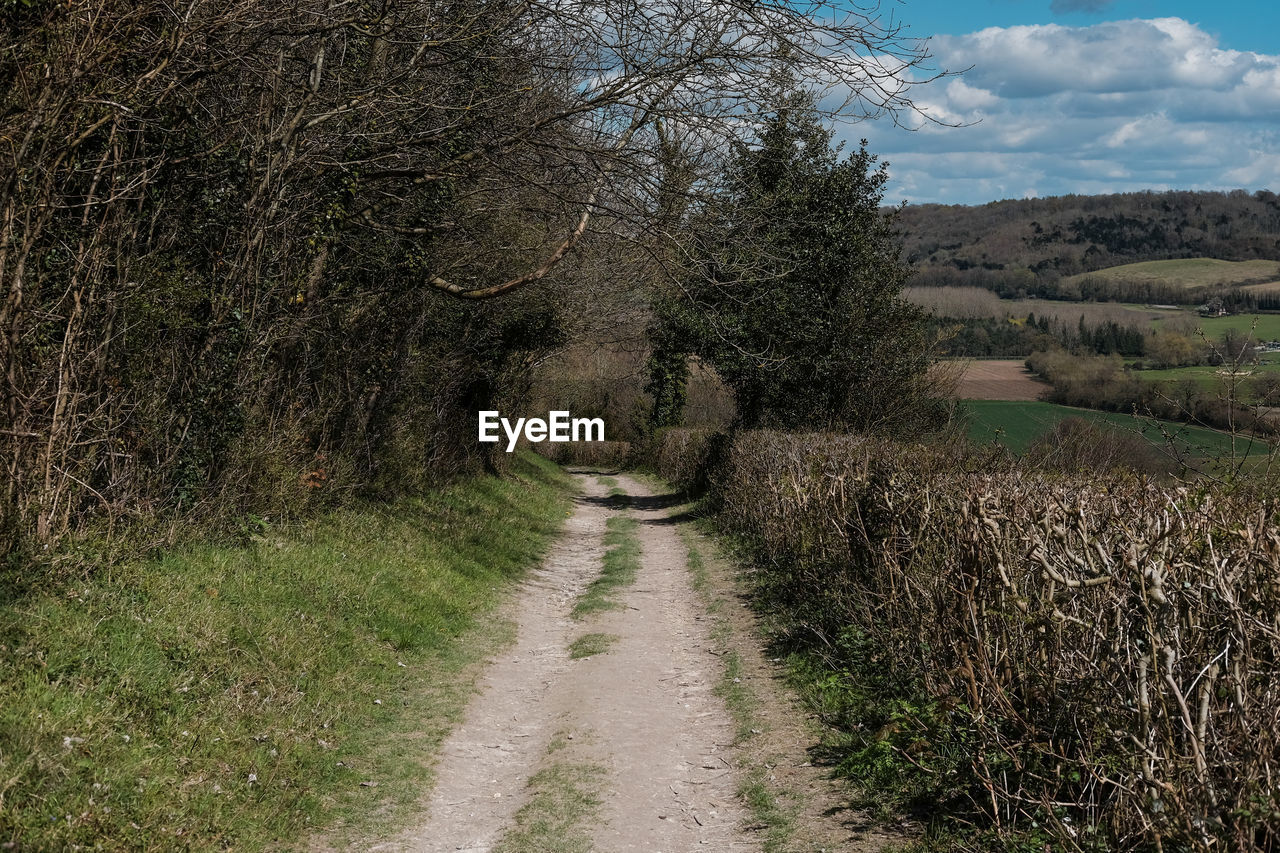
[657,428,1280,851]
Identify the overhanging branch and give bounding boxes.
[424,82,677,300]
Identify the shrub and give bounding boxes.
[1026,417,1177,476]
[536,441,633,470]
[649,428,721,493]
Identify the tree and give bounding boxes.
[1144,330,1193,367]
[644,347,691,430]
[1252,373,1280,406]
[655,92,941,433]
[0,0,947,552]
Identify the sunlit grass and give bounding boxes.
[0,453,572,849]
[567,632,618,660]
[571,517,640,619]
[492,755,604,853]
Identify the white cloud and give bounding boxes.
[1104,113,1174,149]
[944,79,1000,111]
[1224,152,1280,186]
[933,18,1269,97]
[854,18,1280,204]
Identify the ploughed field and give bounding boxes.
[956,359,1048,400]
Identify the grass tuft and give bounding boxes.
[567,632,619,660]
[493,737,604,853]
[571,516,640,618]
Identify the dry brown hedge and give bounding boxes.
[656,428,1280,851]
[536,440,633,469]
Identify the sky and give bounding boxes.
[844,0,1280,206]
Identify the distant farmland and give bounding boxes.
[965,400,1269,458]
[1152,311,1280,340]
[912,287,1280,341]
[1134,358,1280,392]
[956,359,1047,400]
[1067,258,1280,288]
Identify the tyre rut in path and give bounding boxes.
[373,473,751,851]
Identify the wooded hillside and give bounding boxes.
[900,190,1280,288]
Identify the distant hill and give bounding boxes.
[898,190,1280,290]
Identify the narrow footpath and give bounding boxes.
[362,472,895,852]
[373,474,749,851]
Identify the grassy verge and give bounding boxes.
[681,527,796,853]
[692,516,945,849]
[570,517,640,619]
[0,452,573,850]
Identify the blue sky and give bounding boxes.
[844,0,1280,205]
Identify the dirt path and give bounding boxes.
[371,474,751,852]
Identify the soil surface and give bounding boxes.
[957,358,1049,401]
[362,473,892,852]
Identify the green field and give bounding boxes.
[997,299,1280,341]
[1131,361,1280,392]
[964,399,1269,458]
[1067,258,1280,288]
[1162,313,1280,341]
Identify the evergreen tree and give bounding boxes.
[654,91,939,432]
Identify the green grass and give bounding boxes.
[567,632,618,660]
[571,517,640,619]
[0,453,573,850]
[1129,361,1280,392]
[1067,258,1280,287]
[964,399,1268,458]
[1152,312,1280,341]
[492,747,604,853]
